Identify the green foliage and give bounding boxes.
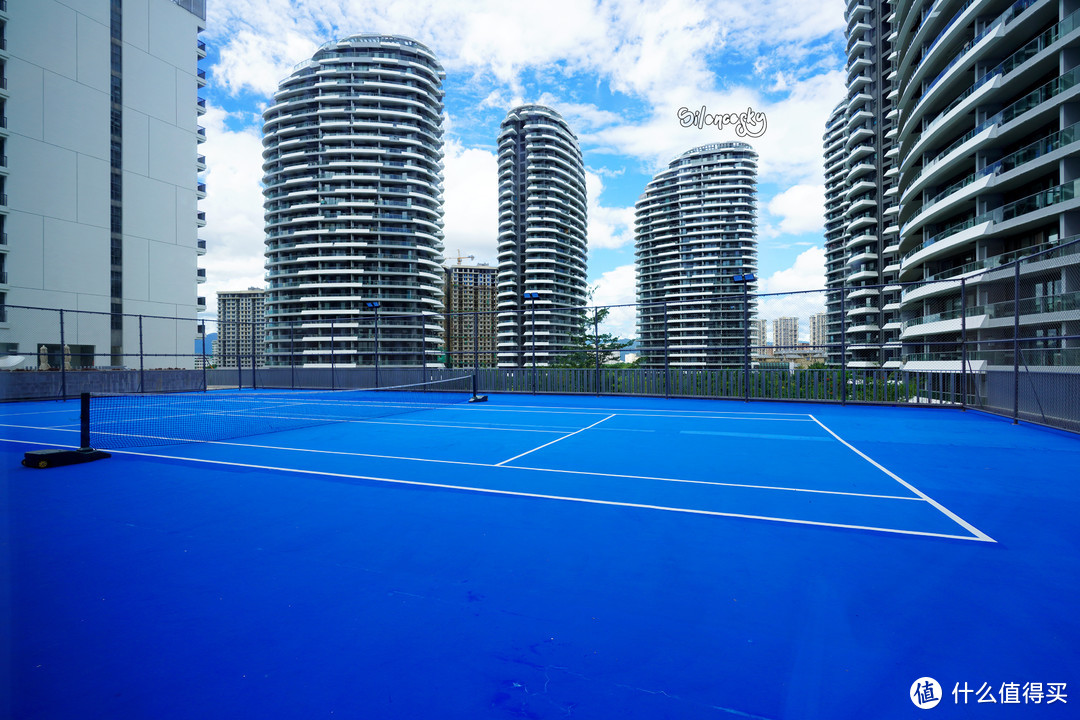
[549,299,635,369]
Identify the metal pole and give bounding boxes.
[59,309,67,400]
[473,309,479,374]
[839,286,848,405]
[373,306,380,389]
[330,319,336,391]
[663,302,670,398]
[250,318,257,390]
[1013,259,1021,424]
[531,299,537,395]
[290,322,296,390]
[594,308,601,396]
[200,324,207,391]
[235,319,242,391]
[138,315,145,393]
[422,312,428,386]
[743,284,750,402]
[960,277,967,411]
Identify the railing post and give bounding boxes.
[373,306,380,389]
[330,318,336,391]
[1013,259,1020,424]
[201,323,207,391]
[422,312,428,386]
[290,322,296,389]
[235,319,242,391]
[473,309,480,374]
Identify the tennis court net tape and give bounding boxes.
[87,375,476,449]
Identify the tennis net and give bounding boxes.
[87,375,478,449]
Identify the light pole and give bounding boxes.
[733,273,756,402]
[524,291,539,394]
[366,301,380,388]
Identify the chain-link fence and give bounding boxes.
[3,240,1078,432]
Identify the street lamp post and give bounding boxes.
[733,273,756,402]
[366,301,381,388]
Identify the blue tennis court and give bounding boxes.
[2,391,1078,718]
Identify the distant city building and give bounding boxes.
[809,313,828,352]
[495,105,588,367]
[444,263,497,368]
[0,0,207,369]
[262,35,446,368]
[636,142,759,367]
[773,317,799,353]
[215,289,266,368]
[753,318,768,348]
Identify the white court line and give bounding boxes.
[444,406,815,422]
[0,437,986,542]
[495,414,617,466]
[808,415,995,543]
[0,422,932,501]
[460,401,812,418]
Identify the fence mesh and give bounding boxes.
[2,243,1078,432]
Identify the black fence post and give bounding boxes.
[330,319,336,391]
[373,306,380,389]
[250,319,257,390]
[663,302,670,398]
[422,312,428,386]
[839,286,847,405]
[235,319,242,391]
[960,277,967,410]
[200,323,207,391]
[743,285,750,403]
[1013,259,1021,424]
[473,310,480,375]
[290,322,296,390]
[594,308,601,396]
[59,309,67,400]
[138,314,145,393]
[531,299,537,395]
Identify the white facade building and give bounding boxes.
[0,0,206,369]
[215,288,266,368]
[635,142,759,368]
[495,105,588,367]
[262,35,446,368]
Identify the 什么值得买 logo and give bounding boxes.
[677,105,767,138]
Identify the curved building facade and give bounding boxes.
[895,0,1080,369]
[635,142,759,368]
[262,35,446,367]
[495,105,588,367]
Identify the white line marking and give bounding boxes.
[446,406,815,421]
[0,437,987,542]
[808,415,996,543]
[457,402,812,418]
[495,414,617,466]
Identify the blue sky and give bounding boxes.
[197,0,848,338]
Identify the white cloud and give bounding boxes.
[756,246,827,336]
[441,139,499,264]
[585,171,637,251]
[198,106,267,311]
[590,264,638,340]
[767,183,825,235]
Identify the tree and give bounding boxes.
[550,296,637,369]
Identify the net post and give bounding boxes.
[80,392,91,450]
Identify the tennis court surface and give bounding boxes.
[2,388,1078,718]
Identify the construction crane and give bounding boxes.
[451,250,475,265]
